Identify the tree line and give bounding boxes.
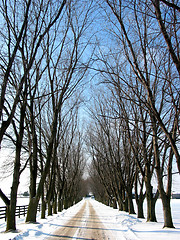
[0,0,94,231]
[85,0,180,229]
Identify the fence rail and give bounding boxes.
[0,204,41,221]
[0,206,6,220]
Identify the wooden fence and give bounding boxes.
[0,204,41,221]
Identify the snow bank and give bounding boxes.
[91,199,180,240]
[0,199,85,240]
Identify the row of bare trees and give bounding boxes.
[0,0,93,231]
[0,0,179,232]
[86,0,180,229]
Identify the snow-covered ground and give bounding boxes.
[92,199,180,240]
[0,198,179,240]
[0,197,30,207]
[0,199,84,240]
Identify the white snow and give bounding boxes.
[91,199,180,240]
[0,197,30,207]
[0,198,179,240]
[0,200,84,240]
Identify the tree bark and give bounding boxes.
[0,189,10,205]
[58,190,63,212]
[112,199,118,209]
[53,192,58,214]
[161,195,174,228]
[41,200,46,219]
[64,198,69,210]
[48,203,53,216]
[151,116,175,228]
[58,198,63,212]
[26,198,39,223]
[6,159,20,231]
[137,198,145,219]
[145,180,157,222]
[135,174,145,218]
[126,189,136,214]
[6,97,26,231]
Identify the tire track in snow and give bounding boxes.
[47,199,115,239]
[47,201,87,239]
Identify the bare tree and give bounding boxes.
[0,0,68,231]
[91,0,177,227]
[152,0,180,75]
[26,0,94,223]
[0,0,67,147]
[86,91,137,213]
[105,0,180,176]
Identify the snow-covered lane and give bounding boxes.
[47,199,115,239]
[0,198,180,239]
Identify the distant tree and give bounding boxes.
[86,91,137,213]
[23,191,29,197]
[88,164,110,205]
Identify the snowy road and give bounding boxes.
[47,199,115,240]
[1,198,180,239]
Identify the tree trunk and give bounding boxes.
[135,187,145,219]
[53,194,58,214]
[26,118,57,222]
[161,195,174,228]
[135,174,145,218]
[6,203,16,231]
[48,202,53,216]
[41,200,46,219]
[127,190,136,214]
[146,194,157,222]
[137,195,145,218]
[6,161,20,231]
[151,115,174,228]
[123,198,128,212]
[41,185,46,219]
[117,198,123,211]
[29,128,38,199]
[113,199,118,209]
[26,198,39,223]
[58,199,63,212]
[6,101,26,231]
[64,198,69,209]
[145,181,157,222]
[121,188,128,212]
[137,198,145,219]
[151,196,158,222]
[58,192,63,212]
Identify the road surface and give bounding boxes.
[47,199,115,240]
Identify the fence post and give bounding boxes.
[5,206,7,221]
[19,206,20,218]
